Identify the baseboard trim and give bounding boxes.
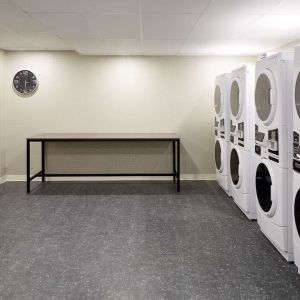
[0,176,5,184]
[3,174,216,182]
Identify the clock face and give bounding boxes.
[13,70,38,95]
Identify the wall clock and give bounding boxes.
[13,70,38,95]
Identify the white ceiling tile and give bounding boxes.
[0,0,299,55]
[0,25,39,49]
[31,13,93,39]
[65,38,102,49]
[142,14,199,40]
[237,14,300,40]
[13,0,140,14]
[141,0,211,14]
[283,27,300,40]
[189,14,260,40]
[205,0,281,14]
[180,39,289,56]
[142,39,183,55]
[12,0,91,13]
[68,38,142,55]
[85,14,140,39]
[180,39,228,55]
[0,3,44,32]
[269,0,300,14]
[89,0,140,14]
[222,39,293,55]
[22,32,71,50]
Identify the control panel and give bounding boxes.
[255,125,279,163]
[294,131,300,172]
[230,120,244,147]
[219,119,225,139]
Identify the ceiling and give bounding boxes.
[0,0,300,55]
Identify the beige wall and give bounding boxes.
[2,51,255,178]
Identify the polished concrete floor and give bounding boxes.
[0,181,300,299]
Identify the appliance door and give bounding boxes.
[255,161,277,217]
[215,140,223,173]
[295,71,300,120]
[230,78,243,120]
[214,83,224,117]
[230,147,243,189]
[295,189,300,239]
[255,70,277,126]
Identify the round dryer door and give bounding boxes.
[255,72,276,125]
[256,162,277,216]
[230,148,241,187]
[295,72,300,118]
[215,140,222,171]
[214,84,222,115]
[294,190,300,237]
[230,80,241,118]
[295,190,300,237]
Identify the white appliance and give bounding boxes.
[229,65,256,219]
[292,46,300,272]
[229,65,253,150]
[254,52,293,261]
[215,73,231,196]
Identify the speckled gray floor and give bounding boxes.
[0,181,300,300]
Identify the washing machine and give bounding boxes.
[215,73,230,195]
[229,65,253,150]
[254,52,294,261]
[215,137,230,195]
[229,65,256,219]
[292,46,300,272]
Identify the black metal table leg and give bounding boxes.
[27,140,30,193]
[176,140,180,192]
[41,141,45,182]
[173,140,176,181]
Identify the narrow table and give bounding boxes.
[26,133,180,193]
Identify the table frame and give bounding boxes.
[26,135,180,193]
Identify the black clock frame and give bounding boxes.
[13,70,38,95]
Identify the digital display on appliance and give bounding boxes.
[256,132,265,142]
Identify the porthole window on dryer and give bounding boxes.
[215,140,222,170]
[294,190,300,237]
[255,73,272,122]
[214,85,221,115]
[230,148,239,185]
[256,163,272,213]
[295,72,300,118]
[230,80,240,117]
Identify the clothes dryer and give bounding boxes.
[229,65,256,219]
[292,46,300,271]
[215,73,231,195]
[254,53,293,261]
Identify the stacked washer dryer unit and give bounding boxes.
[229,65,256,219]
[254,52,294,261]
[292,46,300,272]
[214,73,231,196]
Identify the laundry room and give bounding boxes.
[1,0,300,299]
